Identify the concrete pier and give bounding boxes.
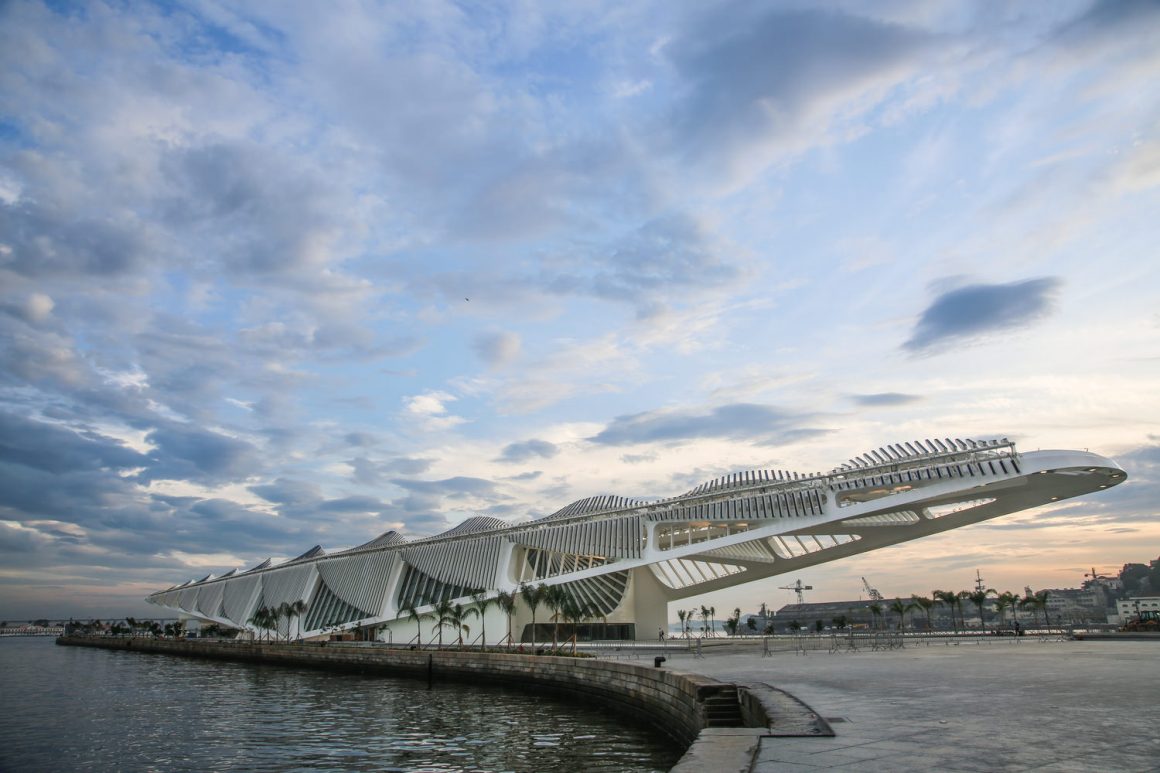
[56,636,761,756]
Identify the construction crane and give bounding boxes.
[1084,566,1113,581]
[1083,566,1117,589]
[862,577,884,601]
[779,579,813,605]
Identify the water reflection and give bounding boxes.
[0,639,679,772]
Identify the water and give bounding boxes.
[0,638,681,772]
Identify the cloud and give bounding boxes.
[851,392,923,407]
[346,456,435,485]
[0,411,147,475]
[318,495,393,515]
[588,403,828,446]
[343,432,377,448]
[473,330,522,368]
[0,200,156,278]
[390,476,499,499]
[1050,0,1160,64]
[158,141,351,283]
[250,478,322,507]
[403,391,466,430]
[0,461,136,524]
[496,439,559,464]
[190,498,264,522]
[142,424,262,485]
[665,4,933,187]
[903,278,1062,353]
[1078,437,1160,524]
[425,212,745,321]
[0,293,55,324]
[405,391,454,416]
[543,214,741,315]
[387,476,507,531]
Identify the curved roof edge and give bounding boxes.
[347,530,406,552]
[438,516,508,537]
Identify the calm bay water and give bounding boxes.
[0,638,680,772]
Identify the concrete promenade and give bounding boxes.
[652,636,1159,772]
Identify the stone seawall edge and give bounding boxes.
[56,637,714,746]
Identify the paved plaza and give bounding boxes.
[664,637,1159,772]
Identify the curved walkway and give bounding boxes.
[659,637,1159,772]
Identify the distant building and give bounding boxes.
[1117,596,1160,623]
[1039,587,1111,625]
[774,600,957,632]
[1082,575,1122,593]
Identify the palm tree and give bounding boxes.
[431,599,455,647]
[285,599,307,640]
[248,606,277,642]
[992,589,1011,626]
[273,602,287,641]
[677,609,688,638]
[728,607,742,636]
[1036,589,1051,627]
[911,595,935,631]
[964,589,995,632]
[1021,590,1050,628]
[933,590,960,633]
[931,589,946,628]
[544,585,568,652]
[275,601,304,641]
[994,591,1017,629]
[470,591,495,648]
[450,602,476,648]
[561,596,589,654]
[992,593,1006,625]
[494,591,518,647]
[699,605,710,635]
[404,604,425,647]
[709,606,717,636]
[867,603,883,630]
[520,583,546,648]
[687,608,698,636]
[889,598,916,631]
[956,591,973,630]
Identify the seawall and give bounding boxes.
[56,636,745,750]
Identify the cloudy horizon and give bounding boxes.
[1,0,1158,620]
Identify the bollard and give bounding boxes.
[654,656,666,668]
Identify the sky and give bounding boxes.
[1,0,1158,621]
